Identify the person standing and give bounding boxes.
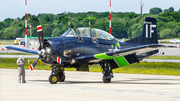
[17,55,26,83]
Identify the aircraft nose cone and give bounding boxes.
[38,51,42,55]
[38,49,45,55]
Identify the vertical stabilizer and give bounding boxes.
[126,17,158,45]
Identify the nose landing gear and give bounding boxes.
[49,65,65,84]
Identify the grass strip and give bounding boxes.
[147,56,180,60]
[0,58,180,76]
[0,40,14,42]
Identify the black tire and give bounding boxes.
[49,74,58,84]
[58,74,65,82]
[103,78,111,83]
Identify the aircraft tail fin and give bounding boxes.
[126,17,158,45]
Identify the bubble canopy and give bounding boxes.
[62,28,114,40]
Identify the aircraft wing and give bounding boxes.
[6,46,38,55]
[76,44,174,66]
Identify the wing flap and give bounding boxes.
[76,44,174,63]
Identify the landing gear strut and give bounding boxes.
[101,61,114,83]
[49,65,65,84]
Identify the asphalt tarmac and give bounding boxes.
[1,69,180,101]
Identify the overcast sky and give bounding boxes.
[0,0,179,21]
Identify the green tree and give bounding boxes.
[94,21,109,32]
[157,16,170,22]
[84,16,96,25]
[30,15,40,27]
[111,21,126,38]
[2,11,180,40]
[70,17,83,28]
[4,27,14,39]
[31,27,38,37]
[2,18,14,27]
[18,23,23,27]
[164,21,177,29]
[14,26,23,37]
[159,12,179,22]
[10,19,20,26]
[0,23,3,30]
[157,21,166,35]
[160,28,172,39]
[57,15,68,26]
[51,27,61,37]
[102,12,109,18]
[124,12,137,19]
[168,7,174,13]
[0,30,4,39]
[128,23,143,38]
[77,16,83,21]
[150,7,162,14]
[164,9,168,13]
[43,15,51,23]
[59,24,69,35]
[171,12,180,22]
[43,24,55,37]
[172,26,180,38]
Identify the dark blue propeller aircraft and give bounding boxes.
[6,17,173,84]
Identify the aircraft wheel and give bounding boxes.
[49,74,58,84]
[103,78,111,83]
[58,74,65,82]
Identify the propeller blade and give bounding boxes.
[37,25,44,49]
[29,57,40,71]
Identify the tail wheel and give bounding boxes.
[49,74,58,84]
[103,78,111,83]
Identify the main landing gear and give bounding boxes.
[101,61,114,83]
[49,65,65,84]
